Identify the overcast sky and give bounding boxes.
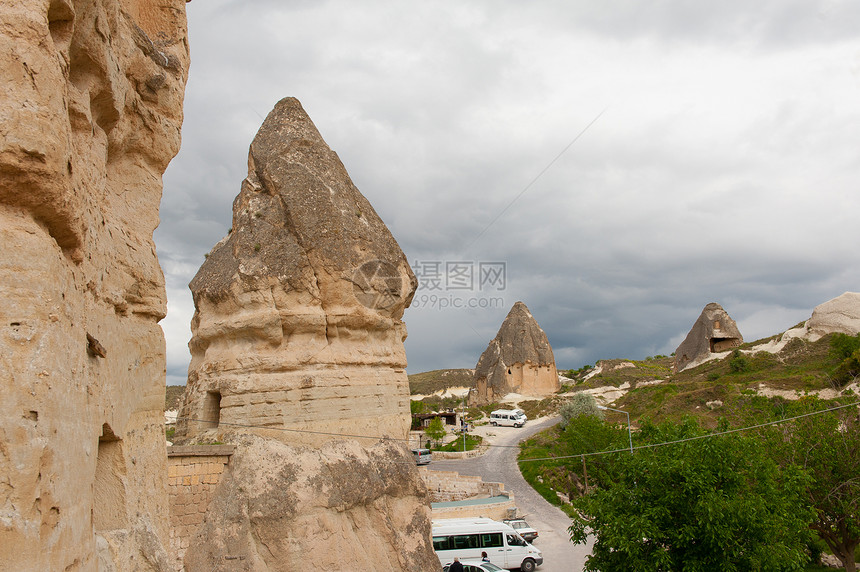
[156,1,860,385]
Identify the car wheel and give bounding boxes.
[520,558,536,572]
[490,421,496,426]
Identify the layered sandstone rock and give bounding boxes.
[184,435,435,571]
[808,292,860,338]
[473,301,559,404]
[674,303,743,372]
[175,98,437,570]
[0,1,189,570]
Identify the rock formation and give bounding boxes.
[674,303,743,372]
[0,1,189,570]
[808,292,860,338]
[175,98,438,570]
[473,301,559,404]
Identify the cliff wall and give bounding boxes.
[0,1,189,569]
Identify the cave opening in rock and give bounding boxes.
[202,391,221,429]
[710,337,740,353]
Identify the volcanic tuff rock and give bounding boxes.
[674,303,743,372]
[0,1,189,570]
[473,301,559,404]
[808,292,860,338]
[175,98,437,570]
[183,435,437,572]
[176,97,418,446]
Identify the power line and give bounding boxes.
[169,399,860,466]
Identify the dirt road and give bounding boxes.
[429,417,593,572]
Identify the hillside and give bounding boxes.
[563,332,852,428]
[408,368,475,395]
[165,385,185,411]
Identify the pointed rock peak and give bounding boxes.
[190,96,416,318]
[473,301,558,403]
[674,302,743,372]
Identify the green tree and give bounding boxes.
[762,397,860,571]
[424,416,446,445]
[569,418,813,572]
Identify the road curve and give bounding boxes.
[429,417,592,572]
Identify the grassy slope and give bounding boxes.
[408,368,475,395]
[566,334,844,428]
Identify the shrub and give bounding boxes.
[560,394,604,428]
[729,349,751,373]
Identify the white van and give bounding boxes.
[412,448,432,465]
[432,517,543,572]
[489,409,527,428]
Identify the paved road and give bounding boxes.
[429,417,593,572]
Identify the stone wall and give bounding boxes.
[419,468,507,502]
[431,498,518,521]
[167,445,234,572]
[0,1,189,570]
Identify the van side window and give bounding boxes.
[481,533,503,548]
[506,533,526,547]
[453,534,480,549]
[433,536,452,551]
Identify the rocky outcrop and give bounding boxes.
[473,301,559,404]
[808,292,860,338]
[175,98,437,571]
[674,303,743,372]
[0,1,189,570]
[184,435,436,571]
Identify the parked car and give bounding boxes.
[442,560,504,572]
[412,448,432,465]
[502,518,538,542]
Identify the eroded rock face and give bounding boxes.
[176,98,436,570]
[808,292,860,338]
[176,97,417,447]
[473,301,559,404]
[674,302,743,372]
[0,0,189,570]
[183,435,437,572]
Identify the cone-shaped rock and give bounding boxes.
[177,97,417,445]
[473,301,559,404]
[175,98,438,570]
[674,302,743,372]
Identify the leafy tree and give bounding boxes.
[410,399,426,415]
[424,416,446,445]
[569,418,813,572]
[560,393,604,428]
[761,397,860,571]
